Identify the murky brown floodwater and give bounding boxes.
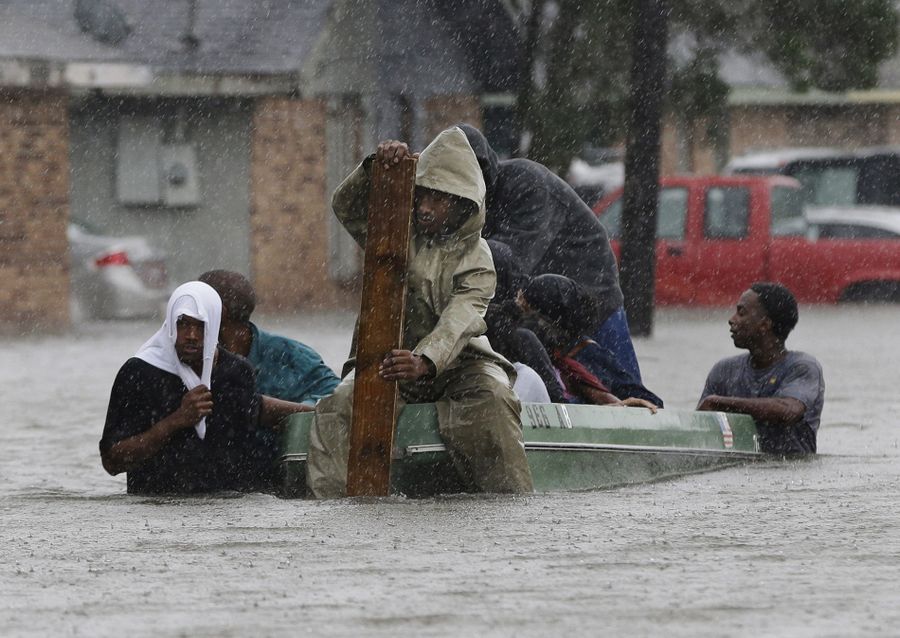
[1,305,898,637]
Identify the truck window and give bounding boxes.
[770,186,807,236]
[858,156,900,206]
[793,166,858,206]
[598,187,687,240]
[658,188,688,239]
[705,187,749,239]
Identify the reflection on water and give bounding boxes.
[1,306,898,636]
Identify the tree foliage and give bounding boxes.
[747,0,899,92]
[509,0,899,172]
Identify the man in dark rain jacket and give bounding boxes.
[458,124,659,406]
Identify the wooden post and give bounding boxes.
[346,157,416,496]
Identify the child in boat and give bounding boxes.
[460,124,652,405]
[484,239,554,403]
[306,127,534,497]
[516,274,662,409]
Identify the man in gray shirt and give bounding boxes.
[698,282,824,456]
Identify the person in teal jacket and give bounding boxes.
[198,270,340,406]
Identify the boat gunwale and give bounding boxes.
[279,441,763,466]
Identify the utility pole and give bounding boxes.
[619,0,668,337]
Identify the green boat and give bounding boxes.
[279,403,762,497]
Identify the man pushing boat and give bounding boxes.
[306,126,534,497]
[698,283,825,456]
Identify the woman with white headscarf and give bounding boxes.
[100,281,278,494]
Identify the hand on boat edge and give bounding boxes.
[618,397,658,413]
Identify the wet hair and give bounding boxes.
[198,270,256,324]
[523,274,599,338]
[750,282,798,341]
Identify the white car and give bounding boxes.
[805,206,900,239]
[68,220,169,320]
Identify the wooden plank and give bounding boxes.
[346,156,416,496]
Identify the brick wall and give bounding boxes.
[250,97,352,312]
[660,115,721,175]
[0,90,70,332]
[726,106,793,158]
[884,105,900,144]
[663,103,895,170]
[423,95,482,141]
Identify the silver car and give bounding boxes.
[68,220,169,320]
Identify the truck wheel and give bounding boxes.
[841,281,900,303]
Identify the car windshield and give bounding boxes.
[770,186,807,236]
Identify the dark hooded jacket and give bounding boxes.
[460,125,623,331]
[522,274,600,345]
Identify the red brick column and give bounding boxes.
[250,97,351,312]
[727,105,792,158]
[0,90,70,332]
[424,95,482,142]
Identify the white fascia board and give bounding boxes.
[480,92,516,106]
[64,62,153,88]
[729,86,900,106]
[0,60,35,86]
[69,71,298,97]
[0,59,64,87]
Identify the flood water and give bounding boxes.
[1,305,898,637]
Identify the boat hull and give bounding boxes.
[279,403,761,497]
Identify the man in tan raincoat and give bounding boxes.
[306,126,534,497]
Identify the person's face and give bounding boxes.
[515,289,532,314]
[175,315,205,366]
[414,187,458,235]
[728,290,770,349]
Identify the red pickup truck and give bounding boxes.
[593,175,900,304]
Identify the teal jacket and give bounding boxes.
[247,323,339,405]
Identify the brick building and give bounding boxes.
[0,0,520,331]
[661,49,900,176]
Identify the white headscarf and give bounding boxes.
[135,281,222,439]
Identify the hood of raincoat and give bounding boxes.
[330,127,512,379]
[458,123,500,194]
[415,126,486,243]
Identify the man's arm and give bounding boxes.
[285,344,340,404]
[381,249,496,382]
[331,141,420,247]
[101,386,212,476]
[697,395,806,426]
[331,159,373,246]
[260,395,313,429]
[413,249,496,376]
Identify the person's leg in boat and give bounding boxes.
[434,359,533,494]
